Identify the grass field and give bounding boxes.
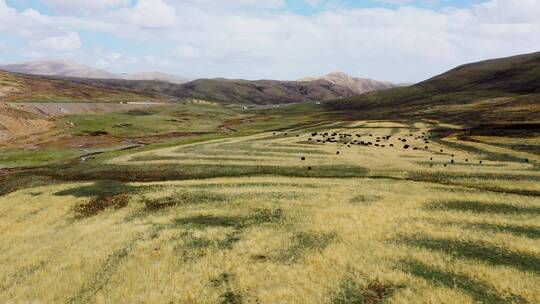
[1,113,538,303]
[0,103,245,168]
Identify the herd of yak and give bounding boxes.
[272,129,529,169]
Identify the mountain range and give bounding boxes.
[0,60,395,95]
[0,59,393,104]
[62,77,360,105]
[2,51,539,124]
[0,68,365,105]
[0,60,190,84]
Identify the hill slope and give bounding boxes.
[421,51,540,94]
[0,70,162,103]
[174,78,356,104]
[64,77,358,105]
[0,70,168,145]
[327,51,540,124]
[299,72,395,94]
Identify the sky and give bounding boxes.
[0,0,540,83]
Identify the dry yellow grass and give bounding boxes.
[1,120,539,303]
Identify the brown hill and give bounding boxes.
[327,51,540,125]
[61,77,358,105]
[0,70,161,103]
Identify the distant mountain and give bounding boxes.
[0,59,359,104]
[67,77,358,105]
[299,72,395,94]
[0,60,190,84]
[172,78,356,104]
[327,51,540,124]
[0,59,117,79]
[119,71,190,84]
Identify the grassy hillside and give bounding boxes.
[177,78,358,104]
[0,103,251,167]
[327,51,540,125]
[0,70,172,148]
[0,71,163,103]
[422,51,540,94]
[63,77,358,105]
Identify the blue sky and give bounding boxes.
[283,0,486,14]
[1,0,540,83]
[6,0,488,14]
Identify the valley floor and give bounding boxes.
[1,119,539,303]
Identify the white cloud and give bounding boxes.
[175,45,203,59]
[30,32,82,52]
[473,0,540,22]
[43,0,129,12]
[127,0,177,29]
[95,52,124,67]
[21,9,52,23]
[176,0,285,10]
[1,0,540,82]
[0,0,16,23]
[0,0,81,55]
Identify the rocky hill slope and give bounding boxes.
[300,72,395,94]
